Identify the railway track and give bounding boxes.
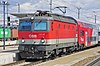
[85,56,100,66]
[71,55,100,66]
[2,45,100,66]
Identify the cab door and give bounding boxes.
[56,24,60,44]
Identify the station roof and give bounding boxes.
[10,13,35,18]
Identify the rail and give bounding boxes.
[84,56,100,66]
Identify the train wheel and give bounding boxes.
[49,50,57,60]
[16,52,24,60]
[58,48,64,57]
[62,48,66,55]
[66,47,72,54]
[80,44,84,50]
[81,44,84,50]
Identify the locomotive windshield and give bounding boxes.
[33,20,48,31]
[19,21,32,31]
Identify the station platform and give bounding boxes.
[0,40,17,46]
[0,40,19,65]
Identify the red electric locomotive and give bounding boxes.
[16,10,99,59]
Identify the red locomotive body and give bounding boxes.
[17,11,99,59]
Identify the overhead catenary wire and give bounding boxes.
[0,0,100,23]
[63,1,100,22]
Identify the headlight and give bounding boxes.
[22,40,25,43]
[41,39,45,43]
[31,47,34,50]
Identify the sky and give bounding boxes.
[0,0,100,24]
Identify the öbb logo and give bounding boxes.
[29,34,37,38]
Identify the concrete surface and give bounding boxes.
[0,53,16,65]
[0,40,19,65]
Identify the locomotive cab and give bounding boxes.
[18,18,50,44]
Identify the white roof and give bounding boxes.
[10,13,35,18]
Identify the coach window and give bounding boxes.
[92,37,96,41]
[58,24,60,29]
[98,32,100,36]
[80,30,84,36]
[87,37,91,42]
[64,25,66,29]
[68,25,70,30]
[72,26,74,30]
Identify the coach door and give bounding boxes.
[85,32,88,46]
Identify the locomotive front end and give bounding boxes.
[18,16,52,59]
